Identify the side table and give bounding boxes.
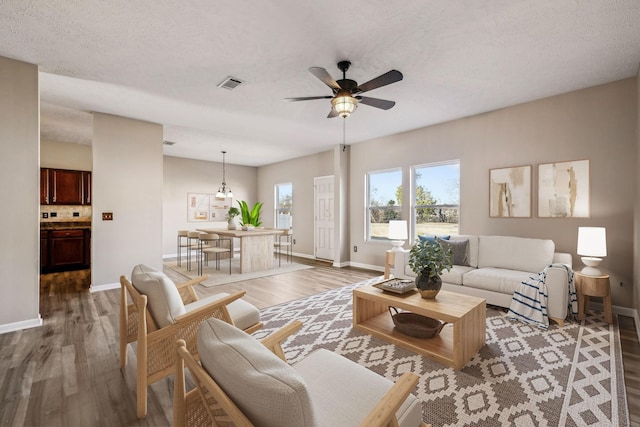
[574,272,613,324]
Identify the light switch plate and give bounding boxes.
[102,212,113,221]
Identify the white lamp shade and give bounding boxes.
[388,220,408,240]
[577,227,607,257]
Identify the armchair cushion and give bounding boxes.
[131,264,185,328]
[198,318,316,427]
[294,348,423,427]
[185,292,261,331]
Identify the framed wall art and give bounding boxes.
[489,165,532,218]
[187,193,232,222]
[537,159,590,218]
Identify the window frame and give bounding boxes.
[410,160,460,243]
[365,167,403,242]
[274,182,292,229]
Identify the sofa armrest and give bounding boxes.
[546,264,571,322]
[553,252,572,268]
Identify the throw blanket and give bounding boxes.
[508,264,577,329]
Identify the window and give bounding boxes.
[412,161,460,239]
[367,168,402,240]
[275,182,292,229]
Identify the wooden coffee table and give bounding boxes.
[353,286,486,370]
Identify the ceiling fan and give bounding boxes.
[286,60,403,118]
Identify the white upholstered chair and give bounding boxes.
[119,264,263,418]
[173,317,428,427]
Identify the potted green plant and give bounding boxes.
[226,207,240,230]
[408,239,453,299]
[237,200,263,230]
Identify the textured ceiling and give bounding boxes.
[1,1,639,166]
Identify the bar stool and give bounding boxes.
[274,229,293,266]
[176,230,189,267]
[186,231,201,271]
[199,232,232,275]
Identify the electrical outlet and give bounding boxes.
[73,212,80,217]
[42,212,48,218]
[293,239,296,244]
[50,212,57,217]
[102,212,113,221]
[354,245,358,252]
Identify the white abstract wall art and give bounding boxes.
[537,159,590,218]
[489,165,532,218]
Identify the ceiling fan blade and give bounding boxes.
[357,96,396,110]
[309,67,341,92]
[327,109,339,118]
[285,96,334,102]
[355,70,403,94]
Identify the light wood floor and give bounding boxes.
[0,258,638,426]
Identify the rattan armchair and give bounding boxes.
[173,319,429,427]
[119,270,263,419]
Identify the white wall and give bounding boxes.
[162,156,257,256]
[635,65,640,315]
[0,56,40,330]
[40,139,92,170]
[349,79,636,307]
[92,113,163,286]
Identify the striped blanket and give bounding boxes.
[507,264,577,329]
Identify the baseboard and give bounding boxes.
[0,315,43,335]
[90,282,120,293]
[348,261,385,273]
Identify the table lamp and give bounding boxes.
[388,220,408,251]
[577,226,607,276]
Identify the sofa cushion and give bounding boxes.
[441,265,475,285]
[131,264,186,328]
[477,236,554,273]
[450,235,479,268]
[438,237,470,266]
[185,292,260,331]
[198,318,316,427]
[293,348,423,427]
[418,234,450,244]
[462,267,536,295]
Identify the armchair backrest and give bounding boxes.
[197,318,317,427]
[131,264,186,328]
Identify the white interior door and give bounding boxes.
[314,176,334,261]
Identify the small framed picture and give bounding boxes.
[489,165,532,218]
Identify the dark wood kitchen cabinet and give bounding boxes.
[40,228,91,273]
[40,168,92,205]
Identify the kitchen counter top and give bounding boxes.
[40,221,91,230]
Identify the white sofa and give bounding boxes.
[385,235,572,326]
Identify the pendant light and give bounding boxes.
[215,151,233,199]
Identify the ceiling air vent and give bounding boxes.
[163,140,176,146]
[217,76,245,90]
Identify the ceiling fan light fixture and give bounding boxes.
[332,95,358,118]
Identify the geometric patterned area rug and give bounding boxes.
[253,277,629,427]
[163,257,312,287]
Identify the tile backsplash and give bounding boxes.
[41,205,92,222]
